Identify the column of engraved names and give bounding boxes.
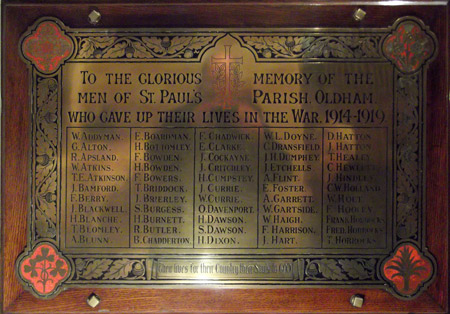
[66,128,130,248]
[323,128,387,248]
[195,128,258,248]
[131,128,194,248]
[259,128,322,248]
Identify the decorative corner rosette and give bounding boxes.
[382,17,437,74]
[381,243,436,299]
[16,242,71,299]
[20,18,74,74]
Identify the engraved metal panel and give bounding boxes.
[16,16,437,300]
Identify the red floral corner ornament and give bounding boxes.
[383,20,434,74]
[381,243,433,298]
[18,243,70,297]
[22,20,73,74]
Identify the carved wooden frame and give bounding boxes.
[2,1,448,313]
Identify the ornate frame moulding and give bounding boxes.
[16,16,437,300]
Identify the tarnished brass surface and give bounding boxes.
[61,58,393,255]
[17,16,438,299]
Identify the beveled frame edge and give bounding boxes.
[1,0,449,5]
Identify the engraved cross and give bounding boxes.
[211,45,243,96]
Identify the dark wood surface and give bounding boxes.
[2,1,448,313]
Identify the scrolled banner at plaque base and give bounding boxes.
[17,16,437,300]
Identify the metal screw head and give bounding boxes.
[88,10,101,25]
[87,293,101,308]
[350,294,364,308]
[353,8,367,21]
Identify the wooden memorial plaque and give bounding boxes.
[2,1,448,313]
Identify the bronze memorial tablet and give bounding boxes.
[16,16,437,300]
